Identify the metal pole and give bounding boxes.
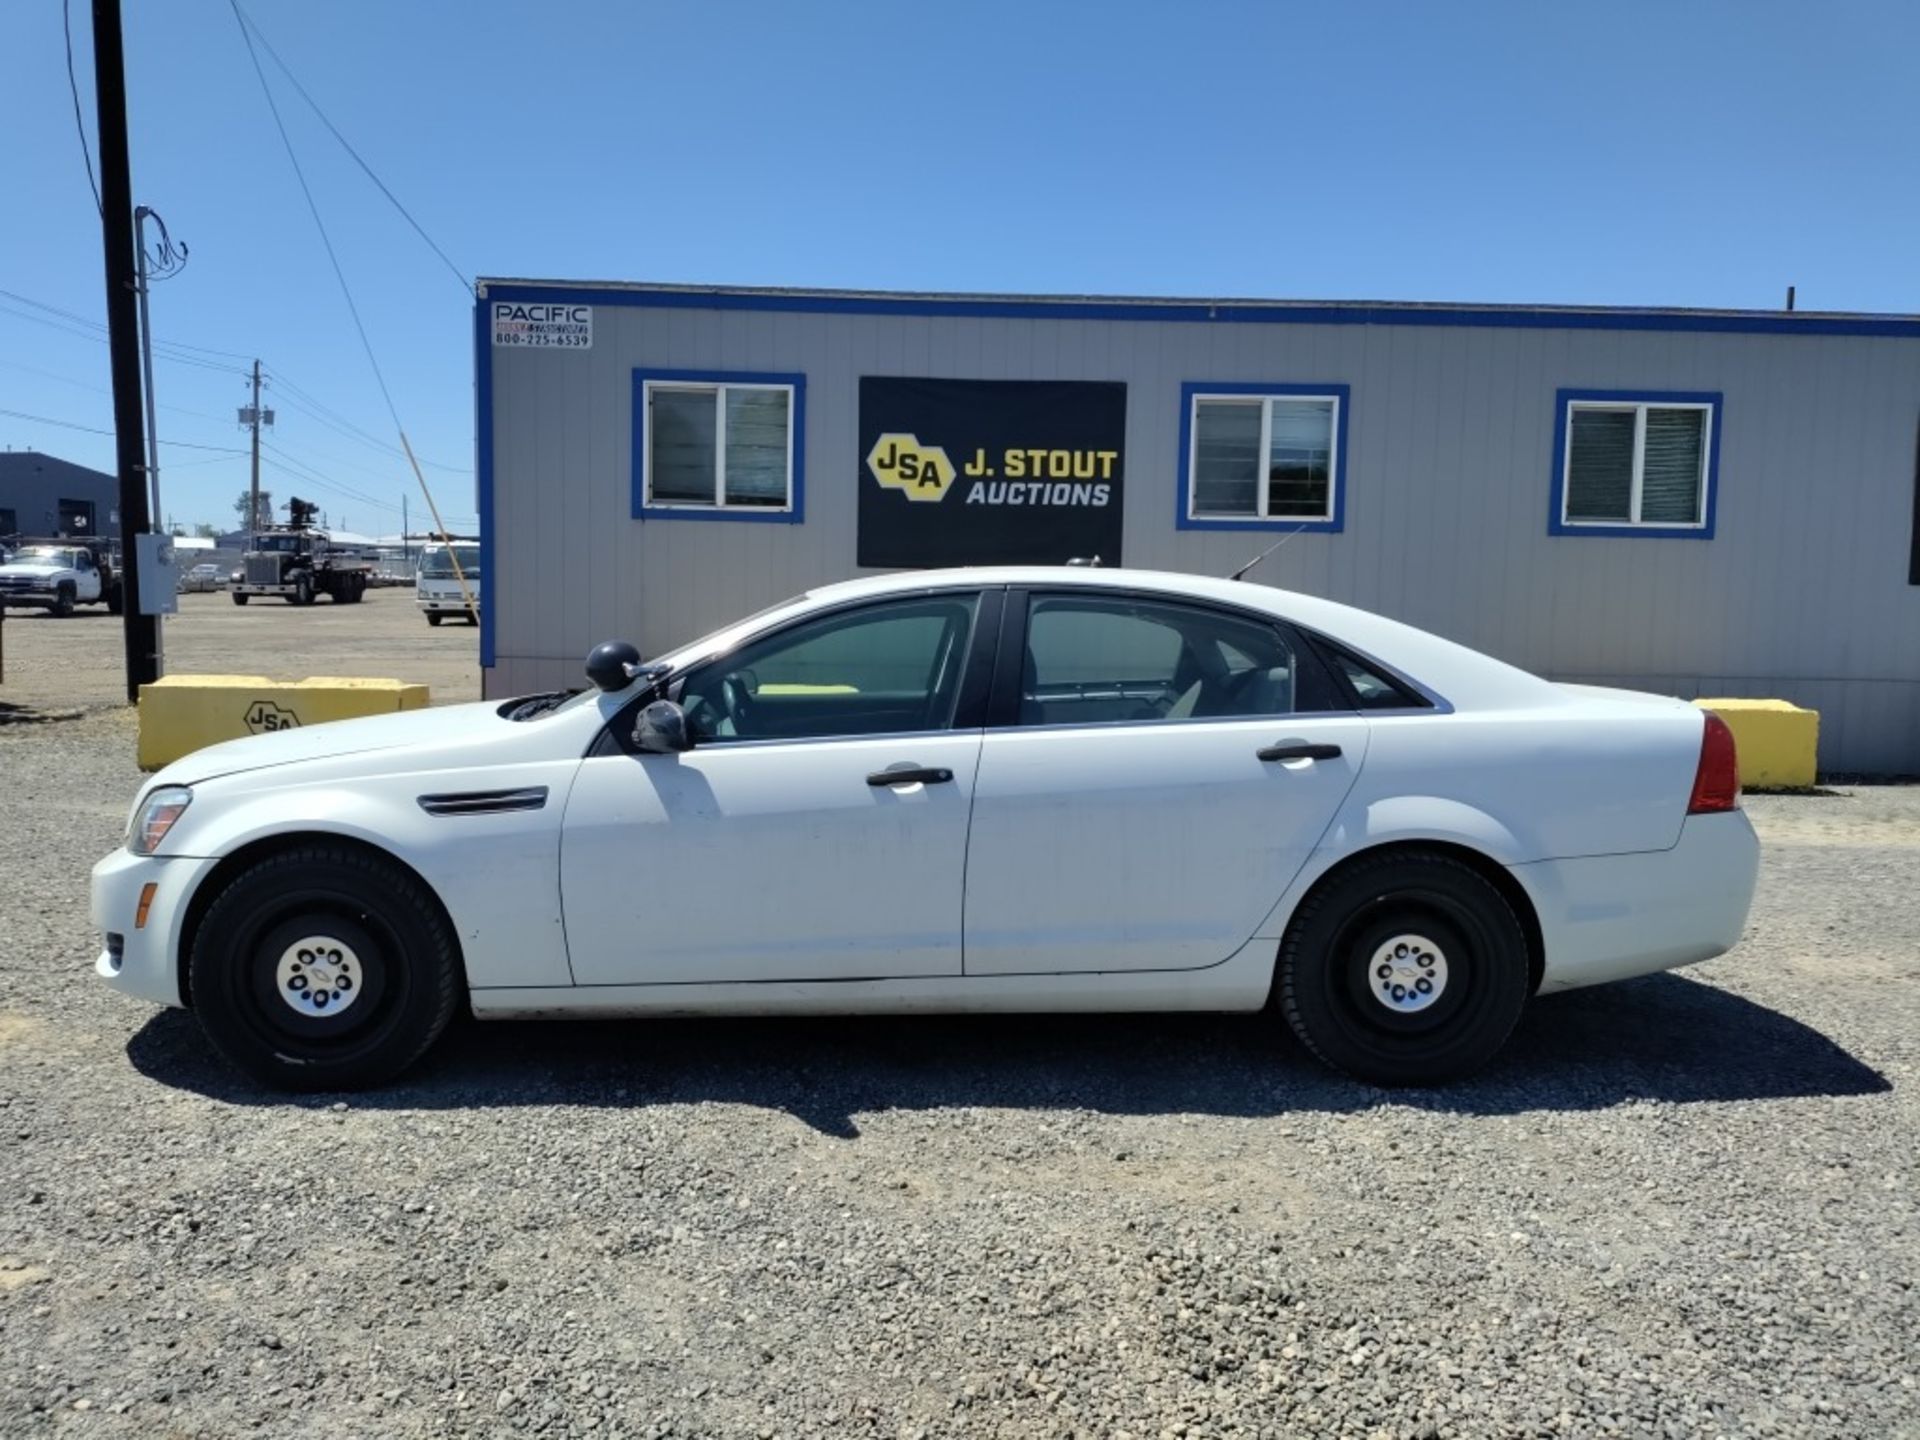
[402,493,408,561]
[249,359,263,543]
[133,208,161,522]
[91,0,158,701]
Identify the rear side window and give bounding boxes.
[1019,595,1345,726]
[1314,641,1431,710]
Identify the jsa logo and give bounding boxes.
[866,434,957,503]
[244,700,301,734]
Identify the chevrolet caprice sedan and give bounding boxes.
[93,567,1759,1091]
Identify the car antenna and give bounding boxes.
[1228,523,1309,581]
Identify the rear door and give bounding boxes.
[962,589,1370,975]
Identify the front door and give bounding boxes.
[561,590,994,985]
[962,591,1370,975]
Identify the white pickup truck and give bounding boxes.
[0,542,120,617]
[416,542,480,626]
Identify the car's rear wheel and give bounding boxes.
[1276,850,1529,1086]
[188,845,461,1091]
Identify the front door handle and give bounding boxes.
[867,766,954,787]
[1257,742,1343,763]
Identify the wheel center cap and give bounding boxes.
[275,937,362,1018]
[1367,934,1449,1016]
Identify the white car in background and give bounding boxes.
[92,566,1758,1091]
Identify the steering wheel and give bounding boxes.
[719,673,756,736]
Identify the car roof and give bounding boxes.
[772,567,1557,711]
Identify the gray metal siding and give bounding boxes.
[485,294,1920,772]
[0,454,118,539]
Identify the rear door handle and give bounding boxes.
[867,766,954,787]
[1257,742,1343,763]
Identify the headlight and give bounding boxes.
[129,786,193,855]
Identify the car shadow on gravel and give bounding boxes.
[125,972,1889,1134]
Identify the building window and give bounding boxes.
[1177,383,1348,532]
[1551,390,1721,538]
[633,370,805,522]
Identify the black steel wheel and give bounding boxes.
[188,844,462,1091]
[1276,850,1529,1086]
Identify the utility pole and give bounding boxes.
[245,359,265,542]
[402,493,409,561]
[91,0,159,701]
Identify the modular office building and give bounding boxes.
[477,280,1920,772]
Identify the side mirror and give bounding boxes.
[585,639,642,693]
[633,699,694,754]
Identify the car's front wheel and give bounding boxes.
[1276,850,1530,1087]
[188,844,461,1090]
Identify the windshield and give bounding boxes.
[13,547,81,566]
[252,535,306,553]
[418,546,480,579]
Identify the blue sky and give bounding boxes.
[3,0,1917,532]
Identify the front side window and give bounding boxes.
[1181,384,1347,531]
[680,594,979,742]
[637,372,802,518]
[1019,594,1344,726]
[1554,391,1720,536]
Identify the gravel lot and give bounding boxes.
[0,602,1915,1438]
[0,586,480,711]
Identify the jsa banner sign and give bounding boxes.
[858,378,1126,568]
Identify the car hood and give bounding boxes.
[0,563,71,580]
[152,700,515,787]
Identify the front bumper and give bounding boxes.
[0,587,58,605]
[418,597,473,614]
[1513,810,1762,993]
[89,848,219,1008]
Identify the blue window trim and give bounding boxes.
[475,299,494,667]
[631,369,807,524]
[1548,388,1722,540]
[1176,382,1349,534]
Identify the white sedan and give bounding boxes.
[92,567,1759,1091]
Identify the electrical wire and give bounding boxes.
[266,371,469,473]
[232,1,472,298]
[63,0,101,215]
[0,406,249,454]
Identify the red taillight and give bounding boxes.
[1688,711,1741,814]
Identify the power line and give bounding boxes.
[228,1,409,443]
[0,405,249,454]
[62,0,101,214]
[232,2,471,298]
[0,287,254,362]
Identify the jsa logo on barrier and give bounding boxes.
[244,700,301,734]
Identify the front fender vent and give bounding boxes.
[417,786,548,817]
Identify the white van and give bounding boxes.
[416,543,480,626]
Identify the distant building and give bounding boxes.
[0,451,118,540]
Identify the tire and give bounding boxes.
[292,575,314,607]
[51,583,75,618]
[426,612,443,627]
[188,844,462,1091]
[105,581,124,616]
[1276,850,1530,1087]
[232,592,249,606]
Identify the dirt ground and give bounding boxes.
[0,585,482,712]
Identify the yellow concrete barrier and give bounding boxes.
[138,674,430,771]
[1693,697,1819,790]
